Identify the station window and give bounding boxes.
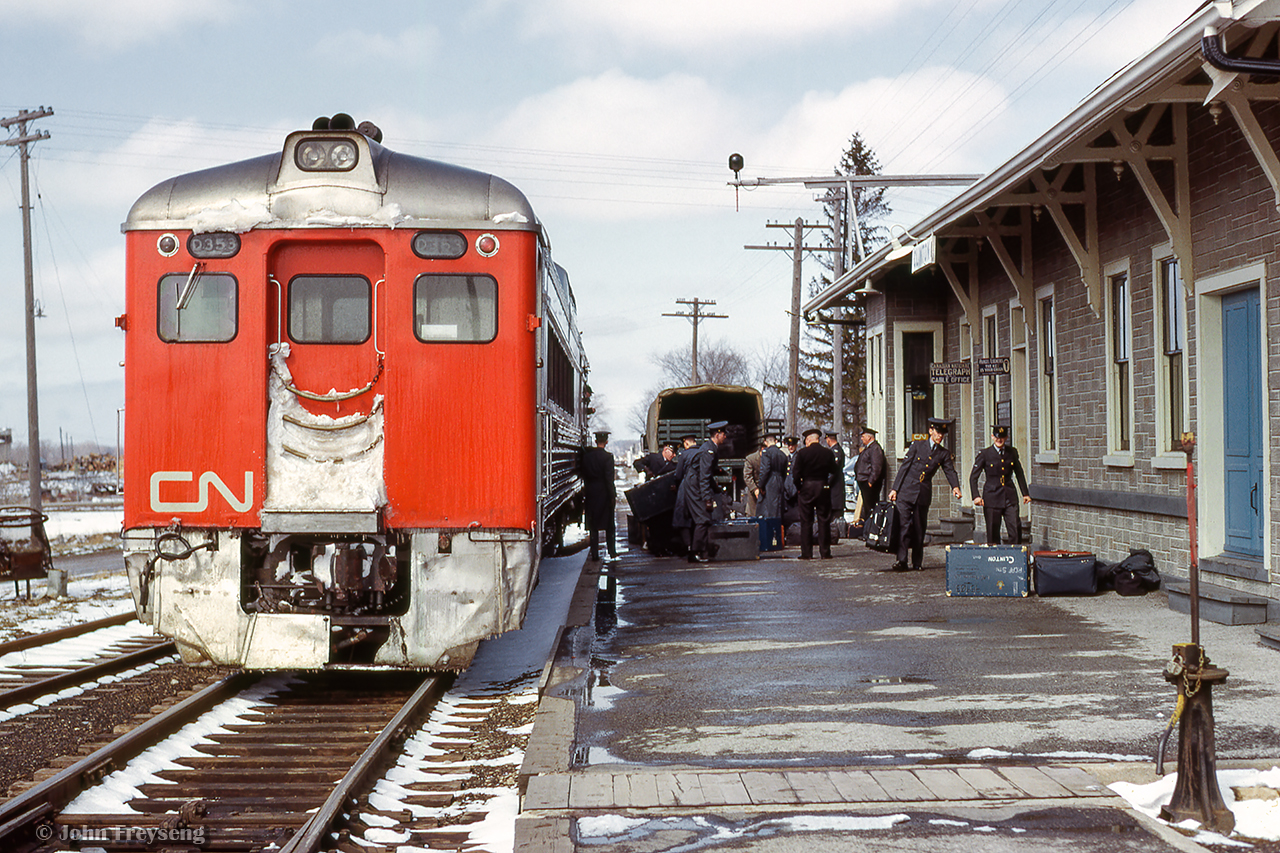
[1039,293,1056,452]
[157,272,237,343]
[288,275,371,344]
[414,274,497,342]
[1160,258,1187,452]
[1109,272,1132,453]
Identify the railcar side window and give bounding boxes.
[414,274,497,342]
[157,272,237,342]
[289,275,371,344]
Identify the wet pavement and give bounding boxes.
[517,534,1280,852]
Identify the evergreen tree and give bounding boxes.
[796,132,890,435]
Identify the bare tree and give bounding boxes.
[650,340,751,387]
[748,339,788,421]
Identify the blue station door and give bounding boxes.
[1222,289,1263,557]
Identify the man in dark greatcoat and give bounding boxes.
[581,431,617,560]
[969,424,1031,544]
[684,421,728,563]
[888,418,962,572]
[853,425,886,522]
[825,431,846,516]
[670,434,700,555]
[756,434,788,519]
[633,443,677,480]
[791,428,838,559]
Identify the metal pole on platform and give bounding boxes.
[1159,432,1234,834]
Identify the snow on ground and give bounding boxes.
[1111,767,1280,845]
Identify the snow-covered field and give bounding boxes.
[0,508,131,638]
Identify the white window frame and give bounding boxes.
[1035,283,1058,464]
[1104,260,1134,466]
[981,305,999,438]
[1151,244,1190,470]
[892,320,944,458]
[865,325,886,438]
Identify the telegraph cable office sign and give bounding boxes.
[930,362,972,384]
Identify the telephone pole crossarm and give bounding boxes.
[664,298,727,385]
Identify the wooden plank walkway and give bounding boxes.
[524,764,1117,812]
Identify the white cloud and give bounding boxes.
[510,0,952,52]
[0,0,243,48]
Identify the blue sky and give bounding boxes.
[0,0,1198,453]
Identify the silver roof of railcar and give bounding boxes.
[123,128,540,235]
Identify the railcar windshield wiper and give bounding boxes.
[176,262,205,311]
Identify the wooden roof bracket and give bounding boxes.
[973,207,1035,324]
[938,240,979,331]
[1030,164,1103,316]
[1108,103,1195,295]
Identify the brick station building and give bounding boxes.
[808,2,1280,623]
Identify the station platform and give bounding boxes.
[517,532,1280,851]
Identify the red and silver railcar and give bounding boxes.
[119,116,589,669]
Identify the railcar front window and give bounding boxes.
[289,275,371,344]
[157,272,237,342]
[414,274,497,342]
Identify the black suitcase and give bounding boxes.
[623,473,677,521]
[863,501,898,553]
[1033,551,1098,596]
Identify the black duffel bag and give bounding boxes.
[1111,548,1162,596]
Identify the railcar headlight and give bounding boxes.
[295,138,360,172]
[298,141,329,169]
[329,141,358,169]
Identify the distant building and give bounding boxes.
[808,3,1280,622]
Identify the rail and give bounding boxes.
[0,672,253,847]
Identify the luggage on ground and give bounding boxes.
[1033,550,1098,596]
[863,501,898,553]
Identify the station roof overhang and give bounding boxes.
[804,0,1280,319]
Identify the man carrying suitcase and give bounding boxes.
[888,418,962,571]
[969,424,1031,544]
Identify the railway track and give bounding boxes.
[0,666,541,852]
[0,613,176,714]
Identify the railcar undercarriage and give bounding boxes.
[123,524,537,671]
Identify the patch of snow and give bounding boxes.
[1110,766,1280,843]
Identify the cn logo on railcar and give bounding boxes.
[150,471,254,513]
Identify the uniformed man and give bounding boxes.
[756,433,788,519]
[888,418,962,571]
[670,433,700,555]
[743,439,763,517]
[581,431,617,560]
[825,431,846,516]
[853,425,886,523]
[633,443,677,480]
[792,428,838,559]
[969,425,1031,544]
[684,421,728,563]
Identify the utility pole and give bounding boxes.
[2,107,53,513]
[663,298,726,384]
[746,220,831,436]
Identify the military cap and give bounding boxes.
[927,417,950,433]
[593,431,610,443]
[860,425,878,436]
[802,427,822,439]
[784,435,800,445]
[707,420,729,433]
[992,425,1010,438]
